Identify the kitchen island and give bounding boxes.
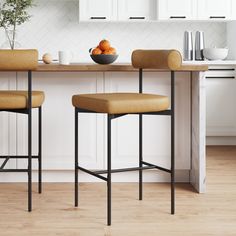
[0,63,207,193]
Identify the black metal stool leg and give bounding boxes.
[75,108,79,207]
[28,71,32,212]
[38,106,42,194]
[107,115,112,226]
[139,114,143,200]
[28,108,32,212]
[171,71,175,215]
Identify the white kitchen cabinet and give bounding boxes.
[198,0,231,20]
[231,0,236,20]
[14,72,105,171]
[0,72,18,172]
[206,66,236,136]
[158,0,197,20]
[0,70,192,182]
[105,72,191,170]
[78,0,117,21]
[118,0,156,21]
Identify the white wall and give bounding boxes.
[0,0,227,62]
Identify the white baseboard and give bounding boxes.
[0,170,190,183]
[206,136,236,145]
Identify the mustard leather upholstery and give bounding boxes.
[72,93,169,114]
[0,50,44,110]
[0,49,38,71]
[0,91,45,109]
[132,50,182,70]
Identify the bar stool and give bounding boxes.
[0,50,44,211]
[72,50,182,225]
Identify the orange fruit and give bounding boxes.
[103,50,113,55]
[108,47,117,55]
[103,47,117,55]
[92,47,102,55]
[99,39,111,51]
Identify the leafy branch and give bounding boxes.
[0,0,34,49]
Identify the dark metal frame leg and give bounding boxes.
[139,68,143,201]
[107,115,112,226]
[139,114,143,200]
[171,71,175,215]
[38,106,42,194]
[28,71,32,212]
[75,108,79,207]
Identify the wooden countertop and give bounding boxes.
[36,63,208,72]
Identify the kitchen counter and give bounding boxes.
[36,63,208,72]
[183,60,236,66]
[33,62,207,193]
[0,63,207,193]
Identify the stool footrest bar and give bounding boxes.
[0,155,39,159]
[77,166,108,181]
[0,169,28,173]
[94,165,156,175]
[0,156,10,169]
[142,161,171,173]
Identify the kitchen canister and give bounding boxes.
[195,31,205,61]
[184,31,193,61]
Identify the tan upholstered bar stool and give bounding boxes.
[72,50,182,225]
[0,50,45,211]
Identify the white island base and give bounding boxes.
[0,65,207,193]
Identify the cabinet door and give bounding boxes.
[231,0,236,20]
[79,0,117,21]
[198,0,231,20]
[158,0,197,20]
[105,72,191,170]
[15,72,105,171]
[118,0,156,21]
[206,67,236,136]
[0,72,18,172]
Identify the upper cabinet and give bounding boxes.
[158,0,197,20]
[231,0,236,20]
[78,0,236,22]
[78,0,117,21]
[118,0,157,21]
[198,0,232,20]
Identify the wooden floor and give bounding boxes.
[0,146,236,236]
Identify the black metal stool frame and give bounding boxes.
[75,69,175,225]
[0,71,42,211]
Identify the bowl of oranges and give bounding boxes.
[90,39,118,65]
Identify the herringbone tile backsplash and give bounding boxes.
[0,0,227,62]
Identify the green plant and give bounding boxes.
[0,0,34,49]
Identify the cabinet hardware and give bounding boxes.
[90,17,106,20]
[206,76,235,79]
[129,17,145,20]
[210,16,226,19]
[209,68,235,71]
[170,16,186,19]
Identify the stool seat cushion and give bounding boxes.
[72,93,169,114]
[0,91,45,109]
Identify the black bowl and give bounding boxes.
[90,54,119,65]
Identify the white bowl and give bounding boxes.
[203,48,229,61]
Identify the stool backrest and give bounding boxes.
[0,49,38,71]
[132,50,182,70]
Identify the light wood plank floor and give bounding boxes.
[0,146,236,236]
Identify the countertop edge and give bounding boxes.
[36,63,208,72]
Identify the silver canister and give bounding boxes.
[184,31,193,61]
[195,31,205,61]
